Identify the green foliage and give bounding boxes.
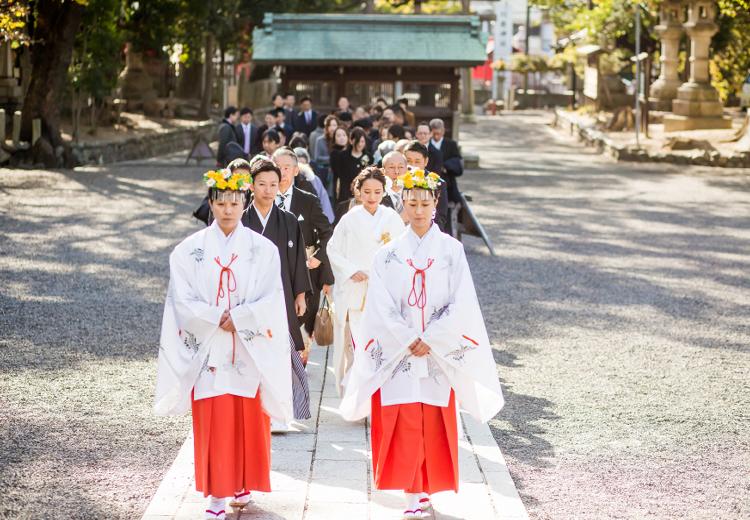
[538,0,750,102]
[70,0,123,101]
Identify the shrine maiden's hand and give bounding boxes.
[295,293,307,317]
[350,271,368,283]
[410,339,431,357]
[219,310,230,327]
[219,311,236,333]
[307,256,321,269]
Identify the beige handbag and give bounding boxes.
[313,295,334,347]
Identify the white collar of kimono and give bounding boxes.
[407,222,437,245]
[357,204,382,218]
[210,219,240,242]
[252,202,272,229]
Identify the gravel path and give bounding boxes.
[1,114,748,519]
[458,113,750,519]
[0,155,206,519]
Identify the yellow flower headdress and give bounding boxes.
[395,168,443,192]
[203,168,252,192]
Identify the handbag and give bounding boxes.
[313,295,334,347]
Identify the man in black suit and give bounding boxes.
[235,106,261,157]
[274,108,295,143]
[293,96,318,136]
[283,92,296,127]
[272,147,334,344]
[216,105,239,167]
[403,140,449,233]
[428,118,463,203]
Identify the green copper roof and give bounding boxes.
[252,13,488,66]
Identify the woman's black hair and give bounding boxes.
[250,158,282,181]
[349,127,368,148]
[353,165,386,192]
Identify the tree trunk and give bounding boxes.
[20,0,85,148]
[199,34,214,119]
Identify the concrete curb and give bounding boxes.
[551,109,750,168]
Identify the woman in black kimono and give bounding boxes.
[241,158,312,425]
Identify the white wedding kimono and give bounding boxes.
[340,224,504,423]
[154,221,293,423]
[327,204,406,394]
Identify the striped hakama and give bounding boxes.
[290,338,311,420]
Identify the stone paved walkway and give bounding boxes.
[141,346,527,520]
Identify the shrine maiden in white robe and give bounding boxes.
[327,204,405,394]
[340,224,504,422]
[154,221,293,423]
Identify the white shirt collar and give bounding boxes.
[276,185,293,211]
[252,202,272,231]
[430,137,444,149]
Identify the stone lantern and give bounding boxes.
[663,0,732,131]
[0,42,23,107]
[648,1,684,111]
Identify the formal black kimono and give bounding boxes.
[242,202,312,420]
[242,203,311,352]
[287,186,335,337]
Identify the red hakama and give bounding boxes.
[191,393,271,497]
[370,389,458,494]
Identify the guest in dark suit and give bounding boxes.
[428,118,463,203]
[216,105,239,167]
[236,107,261,157]
[293,96,318,136]
[274,108,295,142]
[403,140,449,233]
[242,159,311,420]
[272,147,334,341]
[283,92,296,126]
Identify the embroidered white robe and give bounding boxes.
[154,221,293,423]
[327,204,406,394]
[339,224,504,422]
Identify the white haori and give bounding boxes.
[339,224,504,423]
[154,221,293,423]
[327,204,406,394]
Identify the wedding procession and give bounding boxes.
[1,2,749,520]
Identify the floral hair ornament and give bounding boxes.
[396,167,443,196]
[204,168,252,202]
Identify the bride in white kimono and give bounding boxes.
[327,166,405,395]
[155,165,292,520]
[339,169,504,519]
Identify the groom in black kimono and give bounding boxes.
[243,158,312,422]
